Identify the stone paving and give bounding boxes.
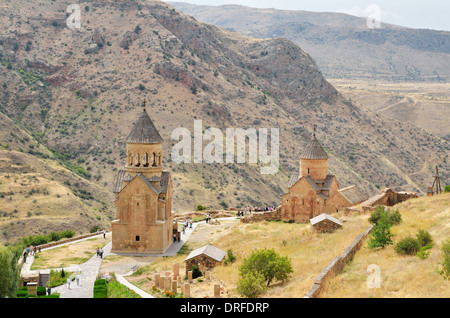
[20,220,208,298]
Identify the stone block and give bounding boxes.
[183,283,190,298]
[173,263,179,276]
[214,284,221,297]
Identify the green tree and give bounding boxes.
[0,245,21,298]
[368,210,395,249]
[239,248,293,287]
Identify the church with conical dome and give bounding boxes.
[281,132,367,223]
[111,102,175,254]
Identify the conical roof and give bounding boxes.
[300,133,328,160]
[126,109,163,144]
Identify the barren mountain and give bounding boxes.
[0,0,448,243]
[170,2,450,82]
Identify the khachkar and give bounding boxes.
[111,101,173,253]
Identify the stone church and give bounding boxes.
[281,132,367,223]
[111,104,174,254]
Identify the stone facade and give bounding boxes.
[282,133,367,223]
[111,107,175,254]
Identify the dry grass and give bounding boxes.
[321,193,450,298]
[31,233,111,270]
[210,213,370,298]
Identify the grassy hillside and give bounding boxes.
[321,193,450,298]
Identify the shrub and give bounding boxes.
[369,206,401,226]
[224,249,236,265]
[440,239,450,280]
[417,244,432,260]
[37,286,46,296]
[444,185,450,193]
[395,237,421,255]
[93,279,107,298]
[416,229,433,248]
[196,205,206,211]
[368,210,395,249]
[236,272,266,298]
[239,248,293,287]
[16,286,28,298]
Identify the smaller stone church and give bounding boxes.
[111,104,174,254]
[281,132,367,223]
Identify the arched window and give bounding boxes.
[143,153,149,167]
[129,153,133,166]
[135,153,140,167]
[152,153,157,167]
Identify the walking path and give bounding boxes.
[20,218,237,298]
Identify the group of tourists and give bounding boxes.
[182,217,193,234]
[236,206,275,216]
[22,245,41,263]
[96,247,104,258]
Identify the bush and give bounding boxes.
[239,248,293,287]
[444,185,450,193]
[236,272,267,298]
[440,239,450,280]
[417,244,432,260]
[16,287,28,298]
[395,237,421,255]
[37,286,46,296]
[369,206,401,226]
[224,249,236,265]
[93,279,107,298]
[416,229,433,248]
[196,205,206,211]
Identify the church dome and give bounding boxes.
[126,109,163,144]
[300,133,328,160]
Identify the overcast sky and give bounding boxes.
[168,0,450,31]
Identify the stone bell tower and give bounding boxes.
[299,131,328,180]
[125,100,164,180]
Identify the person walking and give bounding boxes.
[96,248,100,258]
[99,248,103,259]
[103,229,106,239]
[67,277,71,289]
[76,274,80,286]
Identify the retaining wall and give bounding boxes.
[304,224,374,298]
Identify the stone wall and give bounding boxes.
[304,224,373,298]
[185,255,223,275]
[240,206,282,223]
[361,188,417,209]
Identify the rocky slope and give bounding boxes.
[0,0,448,243]
[170,2,450,82]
